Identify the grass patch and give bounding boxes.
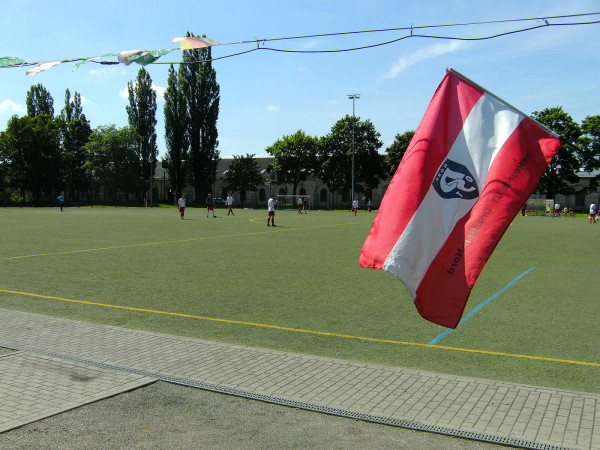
[0,206,598,393]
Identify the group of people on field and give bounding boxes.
[547,202,600,222]
[351,198,373,215]
[296,197,309,214]
[177,193,234,220]
[176,192,277,226]
[548,203,575,217]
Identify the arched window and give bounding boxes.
[259,188,266,201]
[320,188,328,203]
[299,188,307,196]
[279,188,287,195]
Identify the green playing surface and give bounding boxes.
[0,206,598,393]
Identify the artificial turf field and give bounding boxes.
[0,205,598,394]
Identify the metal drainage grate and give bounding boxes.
[0,342,571,450]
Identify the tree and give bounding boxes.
[83,126,142,203]
[60,88,83,122]
[531,107,582,198]
[59,89,92,201]
[266,130,319,196]
[164,64,189,199]
[1,116,26,199]
[578,114,600,191]
[580,115,600,168]
[0,131,9,200]
[224,154,264,206]
[26,84,54,117]
[179,32,220,201]
[2,114,61,202]
[386,130,415,176]
[126,67,158,204]
[319,115,386,199]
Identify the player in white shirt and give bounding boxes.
[226,194,235,216]
[267,196,276,227]
[177,195,186,220]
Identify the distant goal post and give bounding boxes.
[524,199,554,216]
[276,195,311,211]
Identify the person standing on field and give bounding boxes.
[57,192,65,212]
[267,195,276,227]
[590,202,597,223]
[206,193,216,218]
[352,198,359,216]
[177,194,186,220]
[226,193,235,216]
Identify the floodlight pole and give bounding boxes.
[348,94,360,204]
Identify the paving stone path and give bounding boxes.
[0,309,597,449]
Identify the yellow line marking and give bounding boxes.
[1,289,598,368]
[0,222,360,261]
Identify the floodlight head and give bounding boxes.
[347,94,361,99]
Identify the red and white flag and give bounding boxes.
[359,69,560,328]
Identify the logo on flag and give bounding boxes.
[433,159,479,200]
[359,69,560,329]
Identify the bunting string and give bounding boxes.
[1,12,598,76]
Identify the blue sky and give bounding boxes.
[1,0,598,158]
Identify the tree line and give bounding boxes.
[0,32,220,205]
[257,107,599,202]
[1,39,598,205]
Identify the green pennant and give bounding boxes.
[0,56,26,67]
[73,53,118,69]
[128,48,177,66]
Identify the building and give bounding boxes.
[153,158,599,211]
[552,169,600,211]
[154,157,390,210]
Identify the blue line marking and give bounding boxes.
[427,266,537,346]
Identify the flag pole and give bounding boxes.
[446,67,560,138]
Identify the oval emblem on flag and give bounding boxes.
[433,159,479,200]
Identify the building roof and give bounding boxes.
[155,157,275,180]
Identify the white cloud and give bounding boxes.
[381,41,468,80]
[119,85,129,99]
[0,99,24,113]
[118,82,165,101]
[152,84,166,101]
[266,105,280,111]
